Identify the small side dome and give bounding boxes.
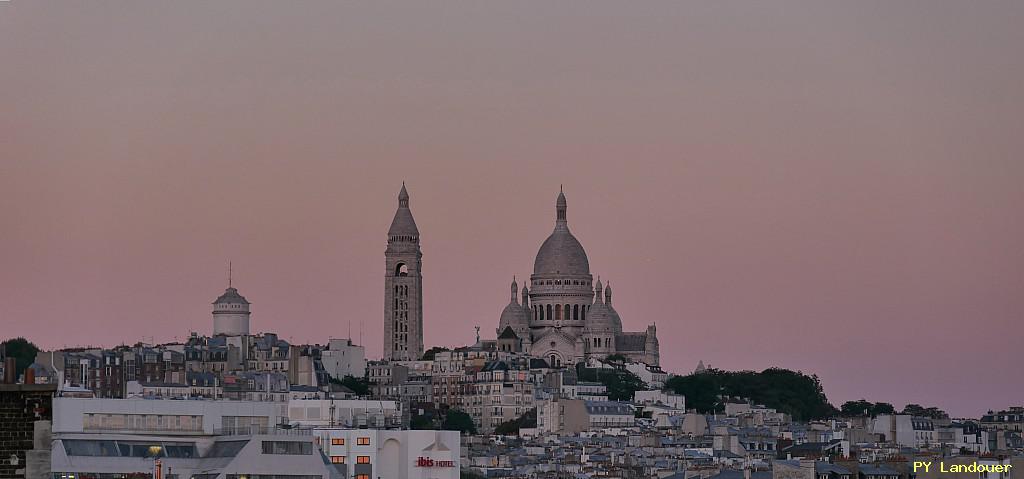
[585,302,622,334]
[499,302,530,332]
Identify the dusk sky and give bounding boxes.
[2,1,1022,417]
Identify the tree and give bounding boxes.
[421,346,450,361]
[664,369,721,412]
[577,366,646,401]
[604,353,627,363]
[665,367,838,421]
[411,412,436,430]
[871,402,896,415]
[328,375,371,396]
[493,408,537,435]
[840,400,895,417]
[0,337,39,380]
[901,403,948,419]
[441,409,477,435]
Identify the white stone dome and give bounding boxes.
[585,302,622,333]
[499,302,530,331]
[533,189,590,276]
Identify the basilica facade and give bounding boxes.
[496,190,660,367]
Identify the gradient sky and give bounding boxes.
[1,1,1022,418]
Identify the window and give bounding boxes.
[356,437,370,445]
[356,475,370,479]
[331,438,345,445]
[207,441,248,457]
[261,441,313,455]
[357,455,370,464]
[331,455,345,464]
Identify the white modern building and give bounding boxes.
[320,338,366,379]
[50,398,337,479]
[314,428,460,479]
[871,414,937,448]
[53,397,287,435]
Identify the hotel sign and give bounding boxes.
[415,457,455,468]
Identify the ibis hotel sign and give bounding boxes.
[415,457,455,468]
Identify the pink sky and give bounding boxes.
[1,1,1022,418]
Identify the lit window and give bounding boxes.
[331,455,345,464]
[356,475,370,479]
[331,438,345,446]
[357,455,370,464]
[357,437,370,445]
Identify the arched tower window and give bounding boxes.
[565,304,571,320]
[546,304,552,321]
[582,305,586,321]
[555,304,561,321]
[395,263,409,277]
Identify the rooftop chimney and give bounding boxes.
[3,357,16,384]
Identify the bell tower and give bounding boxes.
[384,183,424,361]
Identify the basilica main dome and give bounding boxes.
[532,190,590,276]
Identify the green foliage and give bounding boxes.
[0,337,39,379]
[665,367,837,421]
[577,366,646,401]
[493,408,537,435]
[421,346,450,361]
[328,375,371,396]
[604,353,627,363]
[442,409,477,435]
[665,369,720,412]
[901,403,948,419]
[411,411,436,430]
[840,399,895,417]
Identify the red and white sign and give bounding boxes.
[415,457,455,468]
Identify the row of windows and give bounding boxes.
[261,441,313,455]
[534,304,588,321]
[327,440,368,446]
[62,440,196,458]
[533,279,591,287]
[83,413,202,432]
[390,235,418,243]
[393,298,408,311]
[329,455,371,464]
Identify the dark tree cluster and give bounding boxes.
[0,337,40,378]
[576,365,647,401]
[493,408,537,435]
[421,346,450,361]
[665,367,837,421]
[328,375,371,396]
[901,403,948,419]
[839,399,896,417]
[441,409,477,435]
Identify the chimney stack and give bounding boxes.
[3,357,16,384]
